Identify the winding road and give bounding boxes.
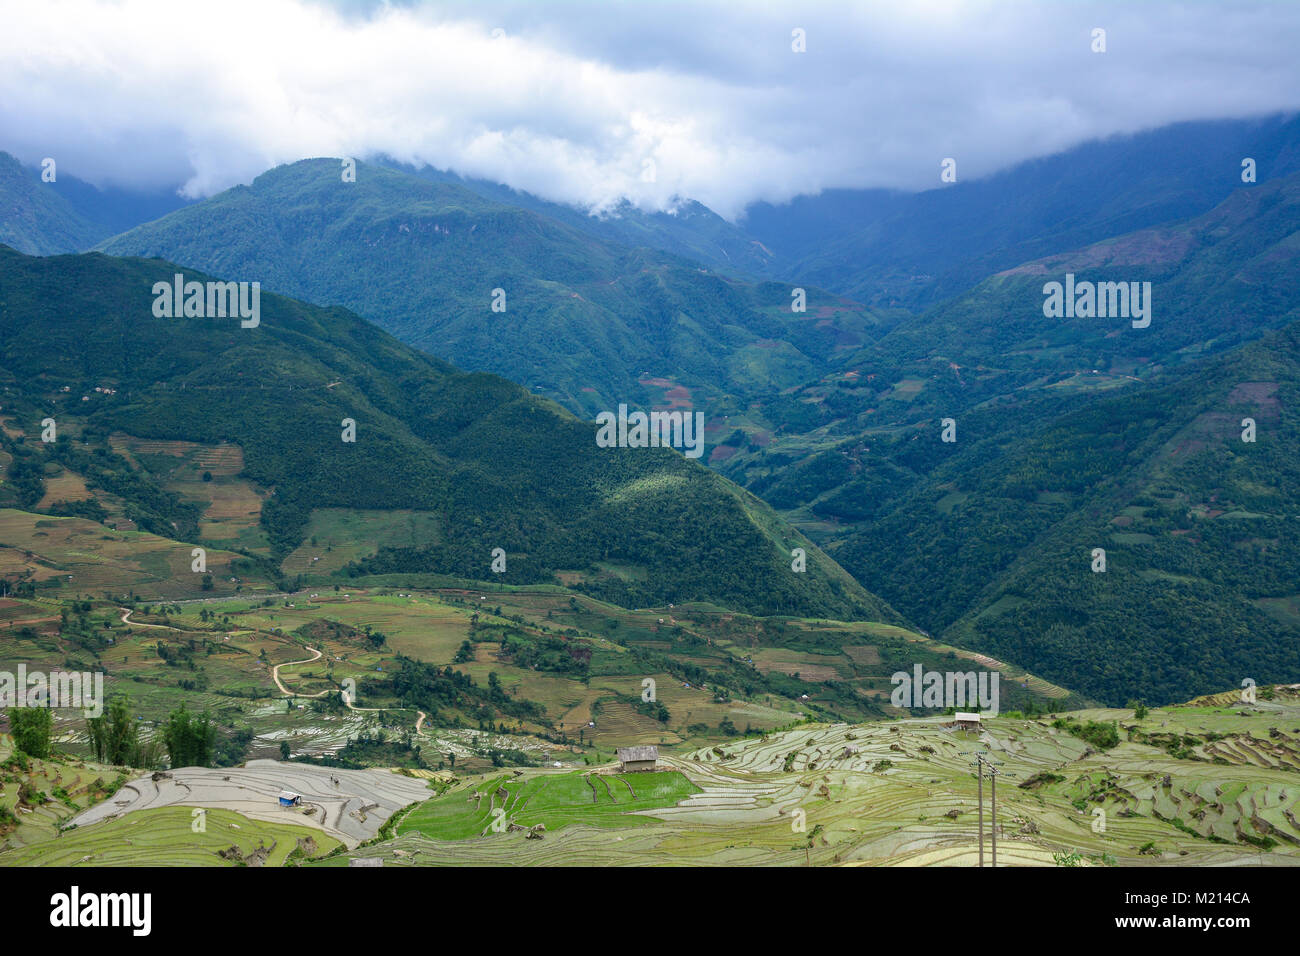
[121,608,432,737]
[271,645,328,697]
[119,607,186,631]
[272,645,424,731]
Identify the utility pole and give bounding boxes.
[961,751,1004,867]
[990,764,999,868]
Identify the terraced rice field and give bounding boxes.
[106,435,269,552]
[1,572,1292,868]
[2,806,340,866]
[398,769,699,840]
[751,650,846,682]
[335,691,1300,866]
[34,468,94,510]
[0,745,130,851]
[7,687,1299,868]
[0,509,258,599]
[69,759,433,848]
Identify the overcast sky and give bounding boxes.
[2,0,1298,218]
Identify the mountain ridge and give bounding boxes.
[0,244,894,623]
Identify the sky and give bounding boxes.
[2,0,1299,219]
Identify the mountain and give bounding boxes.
[0,245,893,622]
[710,169,1300,705]
[0,151,104,254]
[720,167,1300,478]
[96,159,885,419]
[401,115,1300,312]
[749,325,1300,709]
[742,113,1300,310]
[841,321,1300,706]
[87,117,1300,433]
[885,167,1300,377]
[34,126,1300,706]
[397,161,775,279]
[730,316,1300,706]
[0,151,191,255]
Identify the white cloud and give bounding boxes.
[1,0,1298,218]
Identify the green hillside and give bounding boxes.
[720,169,1300,478]
[0,152,106,255]
[738,322,1300,705]
[879,168,1300,382]
[713,175,1300,705]
[0,246,892,622]
[96,159,885,418]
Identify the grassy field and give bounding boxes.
[399,769,700,840]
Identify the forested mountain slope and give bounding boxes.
[97,159,884,418]
[0,246,892,621]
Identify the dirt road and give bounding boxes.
[271,645,329,698]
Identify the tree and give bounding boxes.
[86,695,140,765]
[163,704,215,768]
[10,707,53,758]
[280,741,291,760]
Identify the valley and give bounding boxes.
[0,42,1297,879]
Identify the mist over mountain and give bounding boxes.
[741,114,1300,310]
[95,158,885,417]
[0,151,190,255]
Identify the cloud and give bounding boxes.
[2,0,1298,218]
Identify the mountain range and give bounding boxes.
[95,158,885,419]
[1,112,1299,704]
